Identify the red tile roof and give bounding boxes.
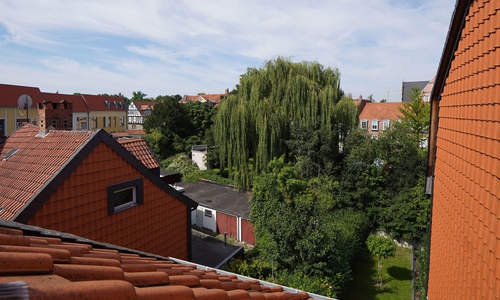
[42,92,89,113]
[0,83,44,108]
[358,102,404,122]
[0,124,94,220]
[179,94,225,105]
[427,0,500,298]
[80,94,127,111]
[118,138,160,170]
[132,101,158,116]
[0,219,325,299]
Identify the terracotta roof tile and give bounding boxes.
[0,220,330,299]
[118,138,160,170]
[0,124,95,220]
[0,83,44,107]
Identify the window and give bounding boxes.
[204,209,213,218]
[371,120,379,131]
[361,120,368,130]
[382,120,390,131]
[120,116,125,126]
[108,117,111,127]
[107,178,143,215]
[91,117,97,129]
[102,117,106,128]
[0,119,5,136]
[77,117,88,130]
[104,100,111,109]
[113,116,117,127]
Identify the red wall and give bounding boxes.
[216,211,237,240]
[241,219,256,246]
[27,142,189,260]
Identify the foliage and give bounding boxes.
[366,234,397,286]
[214,57,358,189]
[143,95,216,161]
[398,87,430,146]
[196,169,235,186]
[337,121,430,241]
[131,91,148,102]
[274,270,336,298]
[165,153,200,182]
[415,233,430,299]
[250,157,370,296]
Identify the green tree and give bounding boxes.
[131,91,148,102]
[398,87,430,145]
[366,234,396,286]
[250,157,370,296]
[214,57,357,189]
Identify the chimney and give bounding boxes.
[37,100,73,136]
[225,88,229,95]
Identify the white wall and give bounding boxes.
[192,150,207,170]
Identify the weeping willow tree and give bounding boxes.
[214,57,358,189]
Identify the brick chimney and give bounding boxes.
[38,100,73,136]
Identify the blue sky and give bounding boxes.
[0,0,456,101]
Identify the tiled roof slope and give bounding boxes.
[358,102,403,122]
[427,0,500,298]
[0,83,44,107]
[42,92,89,113]
[0,219,327,300]
[0,125,94,220]
[118,138,160,170]
[180,94,225,105]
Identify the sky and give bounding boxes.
[0,0,456,102]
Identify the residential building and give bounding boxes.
[0,101,197,260]
[42,92,90,130]
[127,101,157,130]
[80,93,127,132]
[422,76,436,102]
[358,102,404,137]
[0,83,44,136]
[0,219,330,299]
[426,0,500,298]
[179,89,229,108]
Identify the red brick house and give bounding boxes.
[358,102,404,137]
[0,100,197,261]
[426,0,500,298]
[179,89,229,108]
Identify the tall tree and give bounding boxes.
[214,57,356,189]
[398,86,430,145]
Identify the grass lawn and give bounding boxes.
[343,246,413,300]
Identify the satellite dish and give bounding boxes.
[17,94,33,120]
[17,94,33,110]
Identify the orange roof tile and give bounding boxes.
[0,219,330,299]
[427,0,500,298]
[358,102,404,122]
[117,138,160,170]
[180,94,225,105]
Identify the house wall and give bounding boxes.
[73,112,89,130]
[428,1,500,298]
[0,107,38,136]
[27,141,189,260]
[216,212,237,240]
[191,206,217,232]
[89,111,127,132]
[240,218,256,245]
[192,150,207,170]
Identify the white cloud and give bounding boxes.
[0,0,456,100]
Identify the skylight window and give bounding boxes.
[2,148,19,161]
